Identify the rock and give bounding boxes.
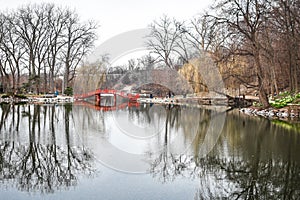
[240,107,299,120]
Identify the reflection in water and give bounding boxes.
[148,105,213,182]
[194,112,300,199]
[0,103,299,199]
[0,104,95,193]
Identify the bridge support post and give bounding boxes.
[114,94,116,107]
[95,94,101,106]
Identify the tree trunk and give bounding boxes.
[254,48,270,108]
[17,65,21,94]
[44,66,47,93]
[271,64,279,96]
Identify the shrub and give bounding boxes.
[15,94,28,99]
[271,92,300,108]
[64,87,73,96]
[1,94,10,98]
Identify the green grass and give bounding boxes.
[270,92,300,108]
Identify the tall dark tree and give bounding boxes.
[0,3,98,94]
[211,0,272,107]
[60,10,98,92]
[274,0,300,92]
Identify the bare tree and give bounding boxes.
[13,4,51,93]
[211,0,272,107]
[46,6,69,93]
[273,0,300,92]
[60,10,98,92]
[0,13,11,93]
[1,17,25,94]
[0,13,26,94]
[127,58,137,71]
[183,14,218,53]
[137,54,156,69]
[0,3,98,95]
[146,15,182,69]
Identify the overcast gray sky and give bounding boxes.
[1,0,212,44]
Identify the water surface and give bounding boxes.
[0,103,299,199]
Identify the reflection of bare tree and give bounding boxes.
[0,104,12,132]
[127,103,174,131]
[149,105,203,183]
[72,103,106,136]
[144,106,300,199]
[193,152,300,199]
[193,112,300,199]
[150,107,228,185]
[191,109,212,164]
[0,104,95,193]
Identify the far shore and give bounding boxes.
[1,92,299,121]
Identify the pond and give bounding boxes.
[0,102,299,199]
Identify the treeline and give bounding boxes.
[147,0,300,107]
[0,3,97,95]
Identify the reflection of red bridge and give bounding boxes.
[74,89,140,105]
[74,100,140,112]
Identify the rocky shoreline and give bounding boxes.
[240,106,300,119]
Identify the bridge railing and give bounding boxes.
[75,89,140,100]
[95,89,116,95]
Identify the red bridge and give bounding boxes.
[74,101,140,112]
[74,89,140,105]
